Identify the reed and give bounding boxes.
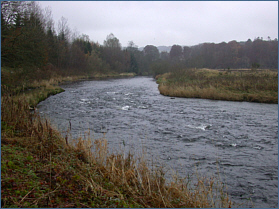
[1,95,233,208]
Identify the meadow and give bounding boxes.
[156,68,278,103]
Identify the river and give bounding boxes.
[37,76,278,208]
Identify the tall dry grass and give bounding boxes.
[1,95,233,207]
[69,136,233,208]
[158,68,278,103]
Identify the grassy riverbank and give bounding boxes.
[1,96,233,208]
[1,67,135,107]
[1,69,233,207]
[156,68,278,103]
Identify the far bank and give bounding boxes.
[156,68,278,104]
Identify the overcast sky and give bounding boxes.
[38,1,278,48]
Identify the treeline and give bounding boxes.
[170,39,278,69]
[1,1,278,79]
[1,1,153,78]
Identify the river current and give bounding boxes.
[37,76,278,208]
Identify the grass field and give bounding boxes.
[156,68,278,103]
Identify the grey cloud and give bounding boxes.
[38,1,278,47]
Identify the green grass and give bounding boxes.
[156,68,278,103]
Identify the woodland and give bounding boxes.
[1,1,278,82]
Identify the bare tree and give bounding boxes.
[58,16,70,42]
[103,33,121,48]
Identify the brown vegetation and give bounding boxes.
[1,93,233,208]
[157,68,278,103]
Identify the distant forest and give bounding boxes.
[1,1,278,78]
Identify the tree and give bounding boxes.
[45,24,58,66]
[72,34,92,55]
[1,1,48,68]
[1,1,31,66]
[69,41,86,70]
[141,45,160,74]
[101,33,126,72]
[126,41,138,52]
[126,41,140,74]
[57,16,71,69]
[21,9,47,67]
[170,44,183,61]
[143,45,159,62]
[57,16,70,42]
[160,51,169,60]
[103,33,121,48]
[1,1,31,27]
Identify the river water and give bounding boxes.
[37,76,278,208]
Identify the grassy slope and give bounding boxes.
[1,68,233,208]
[156,69,278,104]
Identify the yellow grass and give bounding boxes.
[157,68,278,103]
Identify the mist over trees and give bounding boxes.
[1,1,278,79]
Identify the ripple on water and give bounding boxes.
[37,77,278,208]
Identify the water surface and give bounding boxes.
[37,77,278,208]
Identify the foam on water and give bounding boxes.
[186,124,211,131]
[106,91,116,94]
[121,106,130,110]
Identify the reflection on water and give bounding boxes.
[38,77,278,208]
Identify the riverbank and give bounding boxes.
[1,67,136,108]
[156,68,278,103]
[1,73,233,207]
